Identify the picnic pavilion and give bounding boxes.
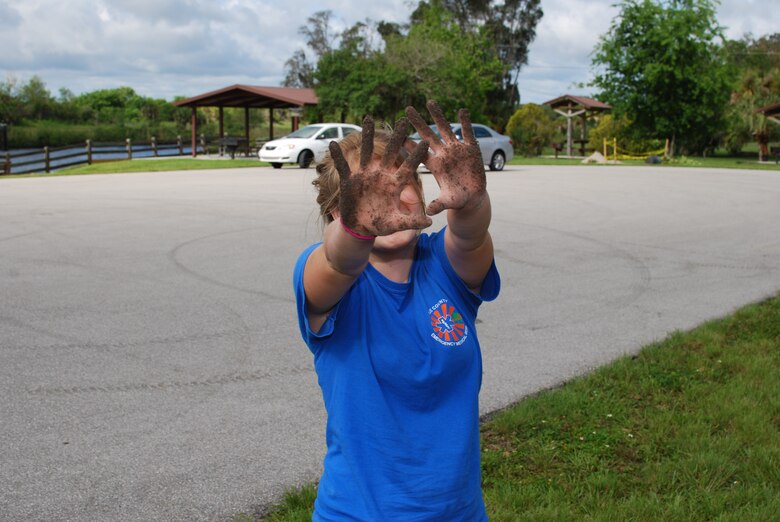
[543,94,612,156]
[173,85,318,157]
[756,101,780,161]
[757,101,780,124]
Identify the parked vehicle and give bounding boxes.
[258,123,361,168]
[409,123,513,171]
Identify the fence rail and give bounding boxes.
[1,135,208,176]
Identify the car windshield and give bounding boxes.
[409,124,460,140]
[285,125,324,139]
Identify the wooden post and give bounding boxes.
[567,108,573,156]
[269,108,274,140]
[151,136,158,157]
[603,138,607,159]
[177,135,183,156]
[219,107,224,156]
[3,151,10,175]
[613,138,617,162]
[244,107,250,157]
[191,108,197,157]
[126,138,132,160]
[86,139,92,165]
[44,146,50,173]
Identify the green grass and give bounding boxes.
[1,157,268,178]
[509,154,780,171]
[252,293,780,521]
[5,150,778,180]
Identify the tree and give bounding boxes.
[18,76,55,120]
[315,21,412,122]
[0,76,24,125]
[591,0,733,155]
[505,103,557,156]
[724,68,780,159]
[283,11,338,88]
[413,0,543,120]
[384,1,505,122]
[723,33,780,157]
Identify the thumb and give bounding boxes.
[400,184,424,211]
[426,198,445,216]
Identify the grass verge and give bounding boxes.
[508,155,780,170]
[253,293,780,521]
[1,158,268,178]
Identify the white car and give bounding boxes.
[409,123,514,171]
[259,123,361,168]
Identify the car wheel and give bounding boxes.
[298,150,314,168]
[489,151,505,171]
[271,162,283,169]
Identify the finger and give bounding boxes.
[398,139,429,177]
[381,117,409,169]
[329,141,351,180]
[360,116,374,170]
[427,100,458,144]
[396,214,433,231]
[406,105,443,152]
[459,108,477,146]
[426,198,446,216]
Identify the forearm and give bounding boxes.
[323,218,374,276]
[303,218,373,316]
[446,192,492,250]
[444,193,494,291]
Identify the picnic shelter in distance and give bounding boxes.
[757,101,780,124]
[543,94,612,156]
[173,85,318,157]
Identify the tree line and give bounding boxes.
[2,0,778,157]
[288,0,779,157]
[0,78,267,148]
[283,0,542,131]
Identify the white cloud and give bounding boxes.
[0,0,772,102]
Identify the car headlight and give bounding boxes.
[287,144,297,150]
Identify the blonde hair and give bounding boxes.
[313,128,422,225]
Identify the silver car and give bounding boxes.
[409,123,514,171]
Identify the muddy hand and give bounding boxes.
[406,100,487,216]
[329,116,432,236]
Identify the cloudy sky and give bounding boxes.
[0,0,775,105]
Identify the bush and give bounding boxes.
[505,104,558,156]
[587,114,663,156]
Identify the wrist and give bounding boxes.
[340,219,377,241]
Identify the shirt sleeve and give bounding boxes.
[292,243,341,351]
[428,228,500,304]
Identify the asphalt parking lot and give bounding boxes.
[1,164,779,520]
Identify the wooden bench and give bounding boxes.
[551,142,562,158]
[770,146,780,164]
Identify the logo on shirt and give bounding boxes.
[428,299,468,347]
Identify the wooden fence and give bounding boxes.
[1,135,207,176]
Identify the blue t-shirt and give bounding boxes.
[294,229,500,521]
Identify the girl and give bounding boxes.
[293,101,500,520]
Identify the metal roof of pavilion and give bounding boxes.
[174,84,318,109]
[757,101,780,118]
[543,94,612,111]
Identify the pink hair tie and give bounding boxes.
[341,220,377,241]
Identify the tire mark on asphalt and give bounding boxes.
[0,231,41,243]
[4,330,242,352]
[167,228,292,303]
[492,219,653,330]
[27,364,314,396]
